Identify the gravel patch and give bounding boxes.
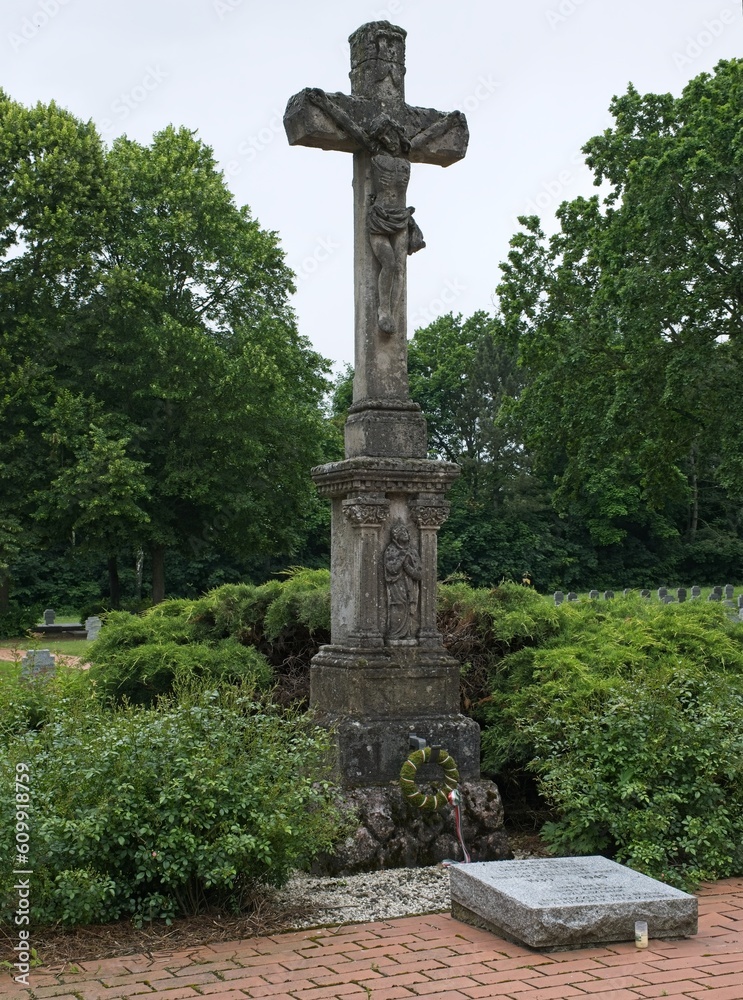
[274,865,452,927]
[272,835,549,928]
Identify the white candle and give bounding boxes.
[635,920,649,948]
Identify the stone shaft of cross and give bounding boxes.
[284,20,469,429]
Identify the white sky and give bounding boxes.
[3,0,741,370]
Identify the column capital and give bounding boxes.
[342,494,390,527]
[409,499,451,528]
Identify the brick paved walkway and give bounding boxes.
[4,878,743,1000]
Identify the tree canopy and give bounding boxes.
[497,58,743,584]
[0,92,330,605]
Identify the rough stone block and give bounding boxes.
[450,856,697,950]
[325,714,481,787]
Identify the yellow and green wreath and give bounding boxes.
[399,746,459,812]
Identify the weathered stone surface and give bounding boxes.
[285,22,468,391]
[450,856,698,950]
[311,646,461,717]
[85,615,102,641]
[21,648,55,677]
[313,779,507,874]
[345,402,427,460]
[319,714,481,788]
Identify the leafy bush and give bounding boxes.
[88,606,272,705]
[88,574,331,707]
[534,671,743,887]
[0,602,42,639]
[478,594,743,887]
[0,687,342,926]
[0,663,92,740]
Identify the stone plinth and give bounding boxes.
[450,856,698,950]
[310,454,479,788]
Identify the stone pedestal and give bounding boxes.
[311,455,480,788]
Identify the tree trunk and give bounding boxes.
[688,444,699,542]
[0,575,9,612]
[151,544,166,604]
[107,556,121,609]
[135,547,144,600]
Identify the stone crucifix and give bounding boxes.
[284,21,469,428]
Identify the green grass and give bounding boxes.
[0,638,93,658]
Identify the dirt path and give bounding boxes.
[0,647,87,668]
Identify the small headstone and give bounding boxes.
[641,589,651,599]
[677,588,687,603]
[567,592,578,602]
[657,587,668,600]
[450,856,698,950]
[21,649,56,678]
[725,584,734,600]
[604,590,614,600]
[691,585,701,599]
[714,586,723,598]
[708,591,720,602]
[662,595,674,604]
[623,588,632,597]
[85,616,102,641]
[43,608,55,625]
[589,590,599,600]
[554,591,564,606]
[738,595,743,610]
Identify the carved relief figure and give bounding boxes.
[367,115,425,334]
[304,90,425,335]
[384,521,422,640]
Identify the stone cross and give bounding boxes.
[283,22,479,791]
[284,21,468,459]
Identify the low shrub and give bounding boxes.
[0,663,92,740]
[88,607,272,705]
[87,573,331,707]
[0,686,343,926]
[0,602,43,640]
[478,594,743,887]
[534,670,743,887]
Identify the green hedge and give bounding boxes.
[476,592,743,887]
[0,685,342,926]
[87,570,330,706]
[0,602,43,640]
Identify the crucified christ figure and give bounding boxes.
[305,90,428,335]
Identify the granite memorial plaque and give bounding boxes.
[450,856,697,950]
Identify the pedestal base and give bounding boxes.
[312,642,480,787]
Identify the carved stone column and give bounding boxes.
[342,494,389,646]
[410,498,451,648]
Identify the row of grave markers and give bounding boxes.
[554,585,743,611]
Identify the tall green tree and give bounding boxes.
[406,312,586,588]
[1,96,330,604]
[498,59,743,583]
[0,92,110,607]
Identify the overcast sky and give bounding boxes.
[3,0,741,370]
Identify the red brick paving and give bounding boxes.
[3,878,742,999]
